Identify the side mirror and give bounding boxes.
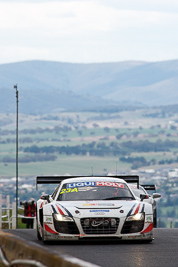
[140,194,149,202]
[152,193,161,199]
[41,194,50,203]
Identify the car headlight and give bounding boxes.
[126,213,144,221]
[54,214,73,222]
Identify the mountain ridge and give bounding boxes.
[0,59,178,114]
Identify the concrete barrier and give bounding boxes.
[0,231,100,267]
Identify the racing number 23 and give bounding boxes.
[60,188,78,194]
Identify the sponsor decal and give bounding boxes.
[143,232,152,237]
[90,210,109,212]
[145,216,152,223]
[128,235,142,239]
[59,236,76,239]
[82,203,115,207]
[91,219,110,227]
[60,188,78,194]
[67,181,124,188]
[46,217,52,222]
[130,185,137,189]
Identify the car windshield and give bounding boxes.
[57,181,134,201]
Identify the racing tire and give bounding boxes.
[42,225,48,244]
[37,224,42,241]
[42,227,46,243]
[153,209,157,228]
[42,214,48,244]
[36,207,42,240]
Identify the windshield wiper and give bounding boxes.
[102,197,134,200]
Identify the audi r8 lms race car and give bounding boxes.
[36,175,154,243]
[129,184,161,227]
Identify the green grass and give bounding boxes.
[1,110,178,178]
[0,155,132,177]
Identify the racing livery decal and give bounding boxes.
[127,203,136,217]
[59,204,73,218]
[141,223,153,233]
[44,223,58,234]
[55,204,65,215]
[134,203,141,214]
[141,203,145,213]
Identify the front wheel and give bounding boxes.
[42,224,48,244]
[37,227,42,240]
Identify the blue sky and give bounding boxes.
[0,0,178,64]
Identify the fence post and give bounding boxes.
[33,217,36,229]
[12,202,16,229]
[7,195,10,229]
[0,195,2,229]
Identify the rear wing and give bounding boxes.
[141,184,156,191]
[36,175,139,189]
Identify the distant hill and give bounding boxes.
[0,59,178,114]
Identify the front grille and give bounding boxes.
[54,220,79,234]
[121,220,144,234]
[81,218,119,235]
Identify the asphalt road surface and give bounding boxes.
[5,229,178,267]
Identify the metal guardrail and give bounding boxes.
[0,247,47,267]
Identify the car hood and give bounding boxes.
[54,200,142,218]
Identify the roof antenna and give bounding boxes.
[116,161,118,175]
[91,167,93,176]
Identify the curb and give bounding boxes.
[0,231,100,267]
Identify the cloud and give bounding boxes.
[0,1,176,32]
[0,0,178,63]
[100,0,178,13]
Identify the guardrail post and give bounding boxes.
[0,195,2,229]
[12,202,16,229]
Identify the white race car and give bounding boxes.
[129,184,161,228]
[36,175,154,243]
